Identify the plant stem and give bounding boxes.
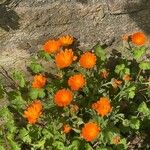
[136,69,142,82]
[100,82,112,87]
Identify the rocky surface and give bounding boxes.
[0,0,150,70]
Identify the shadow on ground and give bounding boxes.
[0,0,20,31]
[124,0,150,35]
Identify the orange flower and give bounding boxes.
[79,52,96,69]
[54,89,73,107]
[68,74,85,90]
[63,124,72,134]
[112,135,121,145]
[100,70,109,79]
[123,74,132,81]
[24,100,42,124]
[59,35,74,46]
[43,40,61,54]
[32,74,46,89]
[55,49,74,68]
[81,122,100,142]
[112,78,122,89]
[131,32,147,46]
[92,97,112,117]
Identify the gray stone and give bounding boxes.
[0,0,150,70]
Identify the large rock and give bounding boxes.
[0,0,150,69]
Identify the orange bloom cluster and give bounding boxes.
[68,74,85,90]
[112,78,122,89]
[79,52,96,69]
[92,97,112,117]
[43,35,74,54]
[32,74,46,89]
[81,122,100,142]
[63,124,72,134]
[55,49,75,68]
[24,100,42,124]
[54,89,73,107]
[131,32,147,46]
[59,35,74,46]
[43,40,61,54]
[100,70,109,79]
[123,74,132,81]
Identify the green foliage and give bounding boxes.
[12,71,26,88]
[38,50,52,61]
[29,88,46,99]
[67,140,80,150]
[129,116,140,130]
[0,34,149,150]
[8,90,26,109]
[133,47,146,60]
[139,61,150,70]
[29,60,43,73]
[0,84,4,99]
[138,102,150,118]
[115,64,130,77]
[94,44,106,61]
[19,128,31,143]
[52,141,65,150]
[124,85,136,99]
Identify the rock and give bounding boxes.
[107,0,149,14]
[0,0,150,70]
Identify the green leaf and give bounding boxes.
[29,88,45,99]
[52,141,65,150]
[115,64,125,74]
[119,138,127,149]
[125,85,136,99]
[96,146,113,150]
[38,89,46,98]
[122,119,130,127]
[133,47,146,60]
[42,128,53,139]
[0,145,5,150]
[84,143,93,150]
[115,64,130,77]
[138,102,150,117]
[8,91,26,109]
[0,84,4,99]
[38,51,52,61]
[94,44,106,61]
[31,138,46,150]
[68,140,80,150]
[29,62,43,73]
[19,128,31,143]
[129,116,140,130]
[7,138,21,150]
[139,61,150,70]
[12,71,26,88]
[29,88,39,99]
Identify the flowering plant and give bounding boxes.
[0,33,150,150]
